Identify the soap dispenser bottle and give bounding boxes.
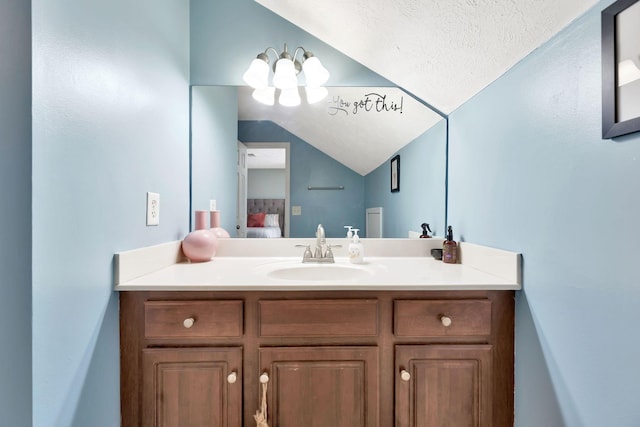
[348,229,364,264]
[442,225,458,264]
[344,225,354,239]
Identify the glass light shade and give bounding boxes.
[302,56,330,87]
[305,86,328,104]
[252,87,275,106]
[272,58,298,89]
[279,87,301,107]
[242,58,270,89]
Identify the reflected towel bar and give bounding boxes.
[307,186,345,190]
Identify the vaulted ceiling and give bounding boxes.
[255,0,598,114]
[238,86,443,175]
[240,0,598,175]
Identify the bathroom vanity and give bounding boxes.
[116,239,520,427]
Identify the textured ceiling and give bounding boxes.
[255,0,598,114]
[247,148,286,169]
[238,86,443,175]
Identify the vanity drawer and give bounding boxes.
[394,299,492,337]
[259,299,379,337]
[144,300,243,339]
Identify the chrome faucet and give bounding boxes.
[315,224,326,258]
[295,224,340,263]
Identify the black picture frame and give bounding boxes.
[602,0,640,138]
[390,155,400,192]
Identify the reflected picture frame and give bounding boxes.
[390,155,400,192]
[602,0,640,138]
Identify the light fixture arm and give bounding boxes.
[279,44,302,74]
[255,44,303,74]
[292,46,307,63]
[255,47,280,65]
[293,46,318,63]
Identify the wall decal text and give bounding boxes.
[328,92,404,116]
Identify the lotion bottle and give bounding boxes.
[442,225,458,264]
[348,228,364,264]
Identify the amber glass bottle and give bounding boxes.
[442,225,458,264]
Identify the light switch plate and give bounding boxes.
[146,192,160,226]
[292,206,302,216]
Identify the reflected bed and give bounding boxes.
[246,198,285,238]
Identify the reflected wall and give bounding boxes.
[191,86,447,238]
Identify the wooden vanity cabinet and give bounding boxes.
[120,290,514,427]
[393,298,498,426]
[260,346,379,427]
[142,347,242,427]
[395,345,493,427]
[120,296,244,427]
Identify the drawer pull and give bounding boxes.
[400,369,411,382]
[440,315,452,327]
[227,371,238,384]
[259,372,269,384]
[183,317,195,328]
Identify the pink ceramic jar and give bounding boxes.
[182,210,218,262]
[182,230,217,262]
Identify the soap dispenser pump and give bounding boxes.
[344,225,354,239]
[348,229,364,264]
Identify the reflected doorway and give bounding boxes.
[241,142,290,238]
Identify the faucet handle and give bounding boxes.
[325,246,334,260]
[325,244,342,261]
[296,244,313,260]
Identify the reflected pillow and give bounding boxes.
[264,213,280,228]
[247,212,266,227]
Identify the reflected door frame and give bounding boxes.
[236,141,248,237]
[243,142,290,238]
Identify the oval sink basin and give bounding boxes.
[264,263,375,282]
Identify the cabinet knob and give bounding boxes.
[183,317,195,328]
[400,370,411,382]
[259,372,269,384]
[227,371,238,384]
[440,315,452,327]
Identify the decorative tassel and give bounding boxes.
[254,382,269,427]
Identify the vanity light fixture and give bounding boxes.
[242,44,330,107]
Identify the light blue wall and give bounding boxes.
[23,1,637,426]
[239,121,365,238]
[0,0,32,425]
[190,0,393,87]
[191,86,238,232]
[32,0,190,426]
[248,169,287,199]
[365,119,447,237]
[448,1,640,426]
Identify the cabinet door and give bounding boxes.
[142,347,242,427]
[259,346,379,427]
[396,345,492,427]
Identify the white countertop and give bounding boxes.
[114,239,521,292]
